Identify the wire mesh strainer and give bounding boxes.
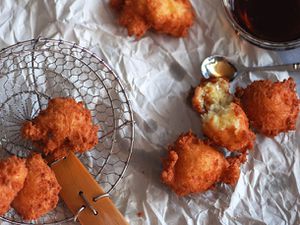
[0,37,134,224]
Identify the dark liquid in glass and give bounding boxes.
[232,0,300,42]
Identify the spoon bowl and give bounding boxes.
[201,56,238,80]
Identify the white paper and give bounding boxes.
[0,0,299,224]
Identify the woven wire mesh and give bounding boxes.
[0,37,134,224]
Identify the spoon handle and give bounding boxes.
[244,63,300,73]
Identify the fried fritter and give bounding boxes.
[12,154,61,220]
[21,97,99,160]
[235,78,300,137]
[192,78,255,152]
[110,0,195,38]
[161,131,243,196]
[202,102,255,152]
[0,156,28,215]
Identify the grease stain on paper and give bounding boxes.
[144,119,158,133]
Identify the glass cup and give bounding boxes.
[222,0,300,50]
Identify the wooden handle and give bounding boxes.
[51,152,129,225]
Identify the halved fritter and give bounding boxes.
[192,78,255,152]
[192,78,232,114]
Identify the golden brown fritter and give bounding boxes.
[12,154,61,220]
[192,78,255,152]
[110,0,195,38]
[161,131,242,196]
[235,78,300,137]
[202,102,256,152]
[21,97,99,160]
[0,156,28,215]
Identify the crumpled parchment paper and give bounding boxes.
[0,0,299,224]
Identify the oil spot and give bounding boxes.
[137,211,144,217]
[270,182,281,193]
[285,149,292,158]
[144,119,158,133]
[270,164,276,171]
[267,175,288,193]
[169,62,186,81]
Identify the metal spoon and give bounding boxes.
[201,55,300,81]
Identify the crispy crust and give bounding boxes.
[12,154,61,220]
[220,155,244,186]
[110,0,124,11]
[0,156,28,215]
[118,0,150,38]
[202,103,256,152]
[235,78,300,137]
[110,0,195,38]
[21,97,99,160]
[146,0,195,37]
[161,131,242,196]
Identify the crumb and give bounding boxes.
[137,211,144,217]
